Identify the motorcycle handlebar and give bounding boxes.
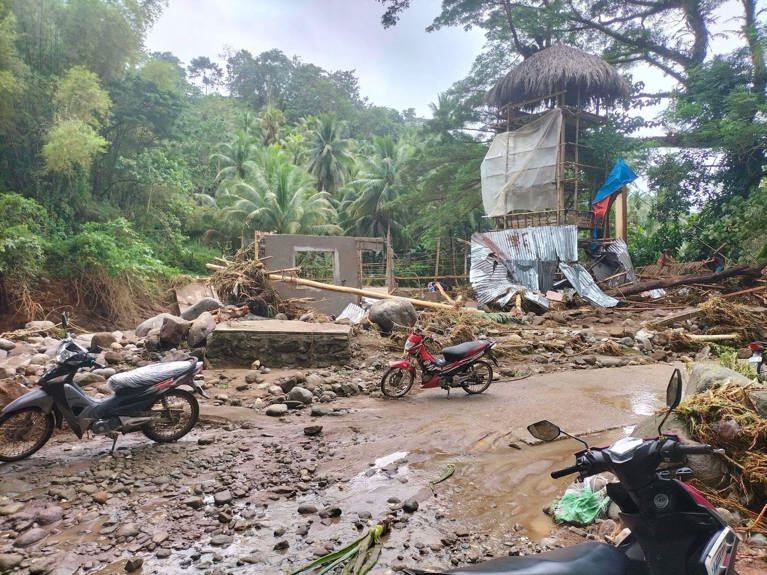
[674,443,717,456]
[551,464,580,479]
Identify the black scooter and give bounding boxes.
[0,313,206,462]
[407,369,738,575]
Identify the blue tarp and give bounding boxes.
[592,159,637,205]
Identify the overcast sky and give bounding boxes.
[146,1,747,118]
[146,0,485,116]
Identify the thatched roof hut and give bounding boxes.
[487,44,630,110]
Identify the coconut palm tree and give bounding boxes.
[222,148,341,235]
[210,129,259,182]
[259,105,285,146]
[306,113,352,196]
[346,136,413,241]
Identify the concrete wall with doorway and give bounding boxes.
[262,235,384,316]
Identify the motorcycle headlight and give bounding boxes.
[56,341,85,364]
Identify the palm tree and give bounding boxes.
[346,136,413,242]
[259,105,285,146]
[306,114,352,196]
[210,130,259,182]
[222,148,341,235]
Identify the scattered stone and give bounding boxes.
[91,332,117,349]
[288,386,313,404]
[184,497,204,509]
[116,523,140,538]
[748,533,767,547]
[319,506,342,518]
[0,338,16,351]
[273,540,289,550]
[14,527,47,547]
[298,503,318,515]
[304,425,323,437]
[0,553,24,571]
[265,404,289,417]
[213,490,232,506]
[403,499,419,513]
[25,320,55,331]
[125,556,144,572]
[210,534,233,547]
[181,297,223,321]
[35,505,64,525]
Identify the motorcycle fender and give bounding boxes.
[486,352,499,367]
[1,388,54,415]
[388,360,411,370]
[191,379,209,399]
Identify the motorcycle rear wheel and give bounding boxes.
[141,389,199,443]
[380,368,415,398]
[462,361,493,394]
[0,407,54,462]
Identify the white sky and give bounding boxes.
[146,0,750,119]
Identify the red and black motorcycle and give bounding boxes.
[380,327,497,398]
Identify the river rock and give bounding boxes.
[265,404,288,417]
[288,386,313,405]
[29,353,49,366]
[686,363,752,398]
[116,523,140,538]
[35,505,64,525]
[210,534,233,547]
[180,297,222,321]
[368,298,417,335]
[159,316,191,347]
[0,554,24,571]
[403,498,419,513]
[14,527,47,547]
[298,503,317,515]
[0,338,15,351]
[125,557,144,572]
[135,313,174,338]
[90,332,117,349]
[748,390,767,418]
[0,380,28,409]
[213,490,232,506]
[304,425,322,436]
[25,320,55,331]
[188,312,216,347]
[73,372,106,386]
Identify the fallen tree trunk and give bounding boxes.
[266,273,481,313]
[610,265,764,298]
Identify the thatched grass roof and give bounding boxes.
[487,44,631,110]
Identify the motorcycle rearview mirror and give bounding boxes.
[61,312,69,330]
[527,420,561,442]
[658,368,683,435]
[527,420,591,450]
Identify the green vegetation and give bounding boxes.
[0,0,764,323]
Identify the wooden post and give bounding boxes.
[615,187,628,241]
[254,231,259,260]
[434,237,441,280]
[556,99,565,225]
[385,227,396,294]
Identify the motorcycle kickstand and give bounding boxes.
[108,433,119,455]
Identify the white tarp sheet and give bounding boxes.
[481,108,562,217]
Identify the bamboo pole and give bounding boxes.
[266,273,481,313]
[686,333,740,342]
[434,237,441,280]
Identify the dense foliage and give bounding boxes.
[0,0,764,321]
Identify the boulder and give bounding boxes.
[73,372,106,386]
[159,316,191,348]
[25,320,55,331]
[180,297,222,321]
[0,338,15,352]
[686,363,752,398]
[748,390,767,418]
[0,380,28,410]
[265,403,288,417]
[90,332,117,349]
[135,313,174,338]
[368,298,418,335]
[288,386,313,405]
[188,312,216,347]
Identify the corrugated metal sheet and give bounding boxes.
[607,238,636,283]
[559,262,619,308]
[469,243,525,305]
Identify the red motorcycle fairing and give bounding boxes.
[388,360,412,370]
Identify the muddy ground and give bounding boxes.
[2,362,765,575]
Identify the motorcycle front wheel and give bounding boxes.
[0,407,54,462]
[141,389,199,443]
[462,360,493,395]
[380,368,415,398]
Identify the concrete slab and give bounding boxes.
[206,320,352,368]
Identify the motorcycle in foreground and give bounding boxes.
[406,369,738,575]
[0,313,206,462]
[380,327,497,398]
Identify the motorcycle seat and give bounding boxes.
[441,341,489,363]
[408,543,627,575]
[108,360,196,393]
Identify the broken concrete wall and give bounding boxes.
[262,234,383,316]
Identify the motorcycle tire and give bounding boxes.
[380,368,415,398]
[141,389,199,443]
[462,360,493,395]
[0,407,54,462]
